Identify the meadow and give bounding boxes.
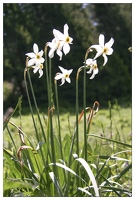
[3,23,132,197]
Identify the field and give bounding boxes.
[3,104,132,197]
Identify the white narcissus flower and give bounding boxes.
[85,58,98,79]
[48,38,63,60]
[55,66,73,86]
[90,34,114,66]
[48,24,73,59]
[32,63,44,78]
[26,43,45,66]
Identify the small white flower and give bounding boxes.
[90,34,114,66]
[33,63,44,78]
[26,43,45,66]
[48,38,63,60]
[55,66,73,86]
[49,24,73,59]
[85,58,98,79]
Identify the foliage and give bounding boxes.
[3,3,132,110]
[3,3,132,197]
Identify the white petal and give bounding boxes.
[28,58,36,66]
[58,66,66,74]
[53,29,65,40]
[60,78,65,86]
[33,66,39,74]
[55,73,63,80]
[99,34,105,47]
[87,67,92,74]
[66,77,71,83]
[56,49,63,60]
[38,69,43,78]
[94,68,99,75]
[33,43,39,54]
[106,48,113,55]
[48,48,55,58]
[38,50,44,57]
[89,73,95,79]
[86,58,93,65]
[63,43,70,55]
[90,45,101,51]
[64,24,69,36]
[25,52,36,58]
[105,38,114,48]
[68,69,73,75]
[93,49,103,60]
[103,54,108,66]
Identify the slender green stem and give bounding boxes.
[45,46,57,182]
[83,55,87,162]
[24,69,39,141]
[76,74,79,157]
[54,80,63,159]
[27,70,46,143]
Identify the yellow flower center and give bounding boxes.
[36,54,41,59]
[65,74,69,78]
[40,64,43,69]
[103,47,109,54]
[65,36,70,43]
[93,64,97,70]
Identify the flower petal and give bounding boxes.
[94,68,99,75]
[25,52,36,58]
[89,73,95,79]
[33,43,39,54]
[53,29,65,40]
[64,24,69,37]
[60,78,65,86]
[66,77,71,83]
[56,49,63,60]
[103,54,108,66]
[28,58,36,66]
[68,69,73,75]
[38,69,43,78]
[105,38,114,48]
[33,66,39,74]
[63,43,70,55]
[55,73,63,80]
[86,58,93,65]
[58,66,66,74]
[99,34,105,47]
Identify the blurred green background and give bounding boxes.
[3,3,132,111]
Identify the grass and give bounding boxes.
[4,105,131,150]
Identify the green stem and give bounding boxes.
[76,72,79,157]
[27,70,46,143]
[83,56,87,162]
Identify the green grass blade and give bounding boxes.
[76,157,99,197]
[88,134,132,148]
[49,172,64,196]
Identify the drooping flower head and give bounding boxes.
[54,66,73,86]
[32,63,44,78]
[85,58,98,79]
[90,34,114,66]
[48,38,63,60]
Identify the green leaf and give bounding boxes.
[76,158,99,197]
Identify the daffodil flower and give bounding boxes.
[85,58,98,79]
[90,34,114,66]
[54,66,73,86]
[32,63,44,78]
[26,43,45,66]
[48,38,63,60]
[53,24,73,55]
